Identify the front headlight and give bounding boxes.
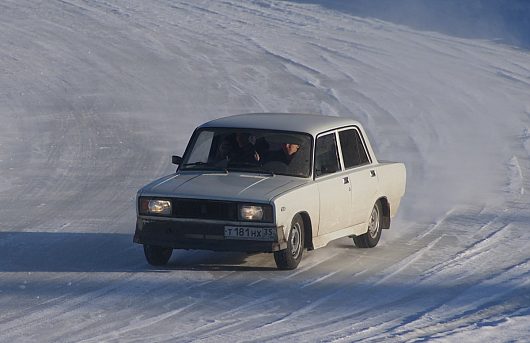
[148,200,172,215]
[240,205,264,221]
[139,198,172,216]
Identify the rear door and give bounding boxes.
[338,127,378,226]
[314,131,352,235]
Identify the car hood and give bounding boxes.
[140,172,309,202]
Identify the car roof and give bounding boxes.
[199,113,362,136]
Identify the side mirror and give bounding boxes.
[172,155,183,165]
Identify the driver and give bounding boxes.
[219,132,260,164]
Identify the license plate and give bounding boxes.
[224,226,276,241]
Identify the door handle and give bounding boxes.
[370,170,376,177]
[343,176,350,184]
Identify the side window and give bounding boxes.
[315,133,341,177]
[339,129,370,169]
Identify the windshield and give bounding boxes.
[181,128,313,177]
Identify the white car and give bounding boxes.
[134,113,406,269]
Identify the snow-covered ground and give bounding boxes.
[1,1,530,341]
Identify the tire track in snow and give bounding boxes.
[421,222,513,279]
[238,246,453,341]
[375,235,443,285]
[355,214,530,341]
[295,258,530,343]
[376,263,530,342]
[192,204,526,341]
[243,206,530,341]
[159,250,394,337]
[78,303,197,343]
[0,282,128,339]
[283,251,341,279]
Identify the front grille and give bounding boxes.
[138,197,273,222]
[172,199,238,221]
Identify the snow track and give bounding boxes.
[1,0,529,341]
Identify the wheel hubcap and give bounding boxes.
[290,222,302,258]
[368,205,380,239]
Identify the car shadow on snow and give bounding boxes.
[0,231,277,272]
[163,250,279,272]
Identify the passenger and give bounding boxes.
[262,140,306,175]
[264,142,300,164]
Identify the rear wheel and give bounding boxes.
[353,202,382,248]
[274,214,304,270]
[143,244,172,266]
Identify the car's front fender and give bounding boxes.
[272,183,319,242]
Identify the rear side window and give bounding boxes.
[339,128,370,169]
[315,133,341,177]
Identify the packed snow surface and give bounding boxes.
[1,1,530,342]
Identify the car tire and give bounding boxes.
[353,201,383,248]
[143,244,173,266]
[274,214,304,270]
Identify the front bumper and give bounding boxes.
[133,217,287,252]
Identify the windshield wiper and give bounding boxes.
[182,162,227,173]
[227,161,261,168]
[227,162,275,176]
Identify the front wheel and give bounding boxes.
[274,214,304,270]
[143,244,172,266]
[353,202,382,248]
